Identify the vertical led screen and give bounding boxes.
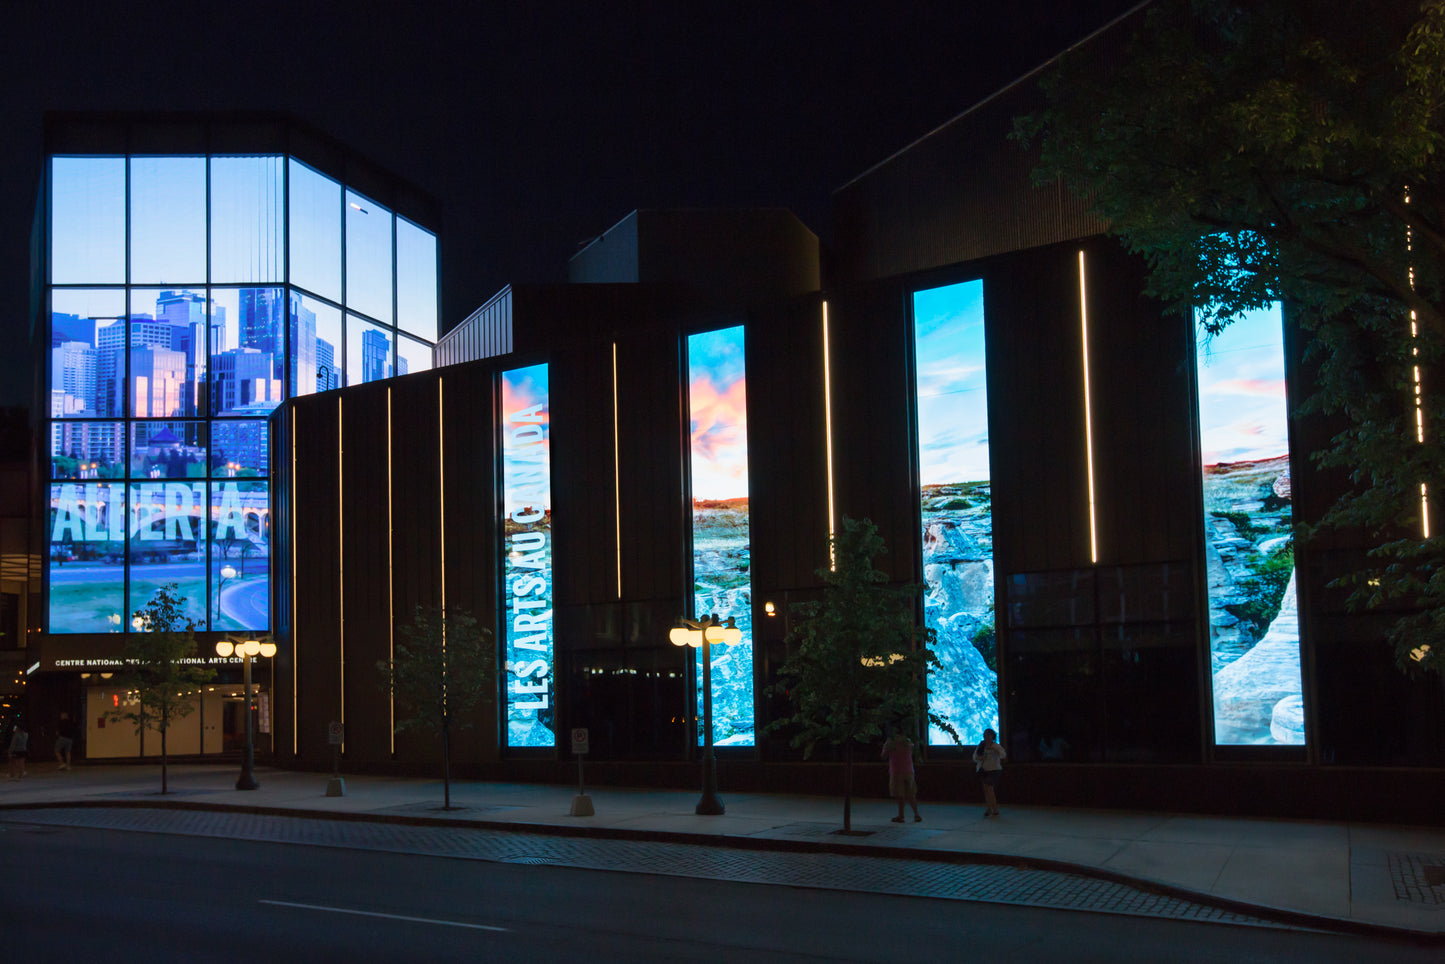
[912,280,998,745]
[1197,304,1303,745]
[501,364,555,748]
[46,149,436,635]
[686,326,754,746]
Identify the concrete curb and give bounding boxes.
[3,796,1440,945]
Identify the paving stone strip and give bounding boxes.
[0,806,1285,930]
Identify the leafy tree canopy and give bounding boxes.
[1017,0,1445,673]
[378,605,495,809]
[770,518,956,755]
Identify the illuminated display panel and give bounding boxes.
[46,150,436,634]
[686,326,754,746]
[500,364,555,748]
[48,482,126,633]
[128,481,208,626]
[1196,304,1303,745]
[912,280,998,745]
[210,481,270,632]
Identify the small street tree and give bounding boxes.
[768,517,957,833]
[378,605,496,810]
[1017,0,1445,675]
[107,584,215,794]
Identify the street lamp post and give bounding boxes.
[670,614,742,815]
[215,637,276,790]
[217,564,236,621]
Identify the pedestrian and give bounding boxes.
[882,726,921,823]
[973,727,1005,817]
[54,712,78,770]
[7,722,28,779]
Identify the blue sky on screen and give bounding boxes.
[914,280,990,484]
[501,364,551,517]
[688,326,749,501]
[1196,303,1288,464]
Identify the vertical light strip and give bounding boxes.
[1078,250,1099,563]
[291,406,298,754]
[387,386,395,753]
[438,377,447,731]
[822,301,837,569]
[337,395,345,751]
[613,342,622,597]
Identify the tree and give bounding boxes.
[767,517,957,833]
[107,584,215,794]
[377,605,496,810]
[1017,0,1445,674]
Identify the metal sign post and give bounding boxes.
[569,727,594,817]
[325,721,346,797]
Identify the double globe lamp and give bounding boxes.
[215,637,276,790]
[669,614,741,815]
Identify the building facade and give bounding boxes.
[270,84,1443,821]
[19,76,1445,820]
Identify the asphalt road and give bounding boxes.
[1,822,1435,963]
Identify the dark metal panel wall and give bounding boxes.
[615,329,686,604]
[987,245,1093,574]
[339,385,392,764]
[292,397,341,764]
[1283,309,1445,766]
[390,376,442,619]
[746,296,831,598]
[825,283,917,584]
[385,373,442,766]
[438,365,500,763]
[1079,241,1198,566]
[832,86,1107,287]
[551,343,620,606]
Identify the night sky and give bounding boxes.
[0,0,1142,411]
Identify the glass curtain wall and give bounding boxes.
[1196,304,1304,746]
[911,280,999,745]
[685,326,755,746]
[47,153,437,635]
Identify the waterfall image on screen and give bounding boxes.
[687,326,754,746]
[913,280,998,746]
[1197,304,1302,745]
[501,364,555,748]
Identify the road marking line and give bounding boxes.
[259,899,509,932]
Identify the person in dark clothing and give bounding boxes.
[54,712,79,770]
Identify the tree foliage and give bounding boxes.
[377,605,496,809]
[1017,0,1445,673]
[768,518,955,831]
[107,583,215,794]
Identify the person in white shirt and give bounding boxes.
[972,727,1005,817]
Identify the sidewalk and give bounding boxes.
[3,762,1442,940]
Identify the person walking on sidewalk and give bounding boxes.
[882,727,922,823]
[7,722,28,779]
[973,727,1005,817]
[54,712,78,770]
